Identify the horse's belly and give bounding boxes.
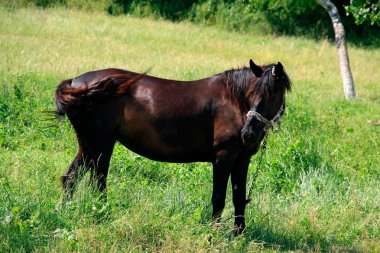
[117,136,214,163]
[116,119,214,163]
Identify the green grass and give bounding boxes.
[0,7,380,252]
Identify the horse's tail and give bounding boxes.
[55,79,73,117]
[55,74,144,118]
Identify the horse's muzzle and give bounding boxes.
[241,127,255,145]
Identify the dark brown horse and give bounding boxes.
[55,59,291,234]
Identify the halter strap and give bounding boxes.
[246,102,284,131]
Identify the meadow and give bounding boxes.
[0,7,379,252]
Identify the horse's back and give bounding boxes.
[71,68,133,88]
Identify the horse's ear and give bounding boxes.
[275,62,283,77]
[250,59,263,77]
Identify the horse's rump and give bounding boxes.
[55,73,144,117]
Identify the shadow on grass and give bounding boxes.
[243,227,336,252]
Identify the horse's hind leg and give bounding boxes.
[61,140,91,199]
[84,135,116,200]
[91,148,113,199]
[62,136,115,200]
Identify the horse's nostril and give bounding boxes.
[249,132,255,142]
[241,129,255,144]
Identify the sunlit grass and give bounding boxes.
[0,6,379,252]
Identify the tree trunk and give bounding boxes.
[317,0,356,99]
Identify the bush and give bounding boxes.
[247,0,330,36]
[246,0,380,46]
[2,0,111,11]
[106,0,198,19]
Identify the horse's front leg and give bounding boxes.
[212,151,233,224]
[231,157,250,235]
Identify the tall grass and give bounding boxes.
[0,7,379,252]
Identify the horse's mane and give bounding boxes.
[223,64,291,109]
[224,67,254,107]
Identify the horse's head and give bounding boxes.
[241,60,291,145]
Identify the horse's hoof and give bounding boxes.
[233,224,245,236]
[212,218,223,231]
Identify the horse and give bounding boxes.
[55,59,291,234]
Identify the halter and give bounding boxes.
[246,103,284,132]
